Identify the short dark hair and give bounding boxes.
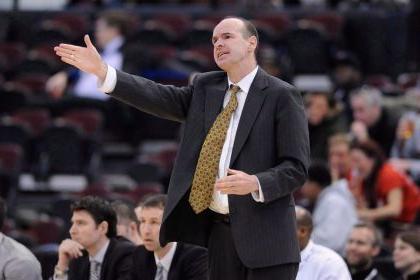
[398,231,420,252]
[71,196,117,238]
[139,194,167,210]
[224,16,259,43]
[98,10,130,36]
[111,200,138,224]
[353,222,383,247]
[307,161,332,189]
[0,197,6,230]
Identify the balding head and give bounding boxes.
[295,206,313,251]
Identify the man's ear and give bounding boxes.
[372,245,381,257]
[98,221,109,235]
[248,36,257,52]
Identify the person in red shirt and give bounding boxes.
[350,140,420,223]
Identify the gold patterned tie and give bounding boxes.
[189,84,241,214]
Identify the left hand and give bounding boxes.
[215,169,259,195]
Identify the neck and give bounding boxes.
[403,262,420,279]
[156,242,173,260]
[227,59,257,84]
[350,260,373,274]
[87,237,109,257]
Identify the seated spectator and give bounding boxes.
[46,10,128,101]
[305,91,347,161]
[393,231,420,280]
[295,206,352,280]
[0,197,42,280]
[390,87,420,183]
[54,196,135,280]
[302,161,357,255]
[350,140,420,224]
[345,222,386,280]
[328,133,353,181]
[111,200,142,245]
[132,194,208,280]
[350,86,400,156]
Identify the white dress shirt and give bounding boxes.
[296,240,352,280]
[154,242,177,280]
[54,240,110,280]
[74,36,124,100]
[99,65,264,214]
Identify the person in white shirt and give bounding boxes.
[46,10,126,100]
[0,197,42,280]
[295,206,352,280]
[301,161,358,255]
[131,194,208,280]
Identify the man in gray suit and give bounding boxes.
[0,197,42,280]
[54,16,310,279]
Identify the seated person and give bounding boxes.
[350,140,420,224]
[301,161,357,255]
[111,200,142,245]
[295,206,352,280]
[0,197,42,280]
[393,231,420,280]
[46,10,127,101]
[132,194,208,280]
[54,196,135,280]
[345,222,386,280]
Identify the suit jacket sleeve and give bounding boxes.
[108,70,194,122]
[255,86,309,203]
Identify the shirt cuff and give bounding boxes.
[97,64,117,93]
[251,177,265,202]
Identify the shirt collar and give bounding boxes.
[227,66,259,94]
[0,232,4,243]
[89,239,110,264]
[300,239,314,262]
[102,36,124,55]
[154,242,177,272]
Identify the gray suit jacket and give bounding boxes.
[109,68,310,269]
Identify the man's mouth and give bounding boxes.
[218,51,229,59]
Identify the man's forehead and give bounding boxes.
[72,210,94,221]
[213,18,244,35]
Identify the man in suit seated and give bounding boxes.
[112,200,142,245]
[132,194,208,280]
[53,196,135,280]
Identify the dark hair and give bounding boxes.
[350,140,386,208]
[111,200,138,224]
[353,222,383,247]
[98,10,130,37]
[71,196,117,238]
[397,231,420,252]
[140,194,167,210]
[0,197,5,230]
[223,16,259,45]
[308,161,332,189]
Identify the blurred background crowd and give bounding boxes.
[0,0,420,279]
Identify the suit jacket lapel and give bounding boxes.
[204,77,228,133]
[230,69,268,165]
[167,243,182,280]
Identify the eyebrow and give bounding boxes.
[212,32,234,41]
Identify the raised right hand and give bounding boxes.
[54,34,108,82]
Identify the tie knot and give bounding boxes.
[229,84,241,95]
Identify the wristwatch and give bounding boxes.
[54,266,68,278]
